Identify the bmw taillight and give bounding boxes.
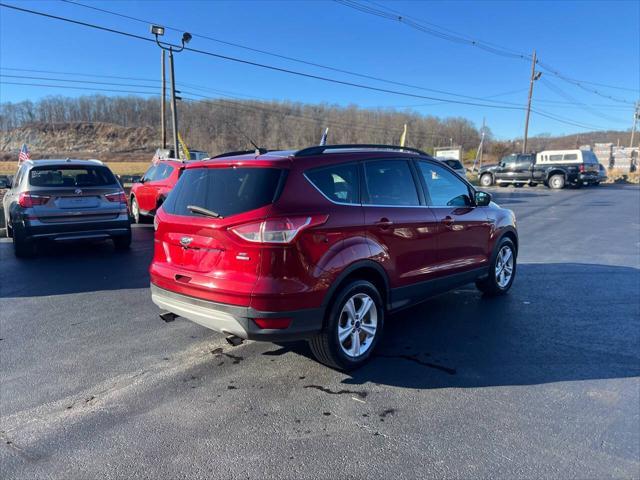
[230,215,328,244]
[18,192,50,207]
[105,191,127,203]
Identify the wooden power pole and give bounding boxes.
[522,50,538,154]
[630,100,639,149]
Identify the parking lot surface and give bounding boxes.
[1,184,639,479]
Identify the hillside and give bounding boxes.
[0,122,157,162]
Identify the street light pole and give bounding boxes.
[151,25,191,160]
[168,48,179,160]
[161,50,166,149]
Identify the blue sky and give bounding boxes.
[1,0,638,139]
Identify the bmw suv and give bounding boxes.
[3,159,131,257]
[150,145,518,370]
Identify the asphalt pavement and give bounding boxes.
[1,184,639,479]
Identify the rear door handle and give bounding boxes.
[442,215,454,227]
[375,218,393,229]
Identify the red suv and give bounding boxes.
[150,145,518,370]
[129,160,183,223]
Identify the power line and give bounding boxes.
[0,3,618,133]
[57,0,535,105]
[538,77,628,124]
[0,66,263,100]
[336,0,638,103]
[0,81,159,96]
[0,2,534,111]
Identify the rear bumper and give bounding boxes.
[150,283,324,341]
[22,214,131,241]
[578,173,598,184]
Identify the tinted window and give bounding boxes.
[549,154,563,161]
[163,167,283,218]
[29,165,116,187]
[363,160,419,206]
[418,161,472,207]
[564,153,578,161]
[306,163,359,204]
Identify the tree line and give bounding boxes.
[0,95,485,156]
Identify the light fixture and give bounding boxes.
[150,25,165,36]
[182,32,192,44]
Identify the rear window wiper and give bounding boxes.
[187,205,223,219]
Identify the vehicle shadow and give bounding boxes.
[0,225,154,298]
[286,262,640,389]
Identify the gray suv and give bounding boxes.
[3,159,131,257]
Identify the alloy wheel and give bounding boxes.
[337,293,378,358]
[495,245,514,288]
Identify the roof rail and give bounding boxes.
[212,148,270,159]
[294,144,429,157]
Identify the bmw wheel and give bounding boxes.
[309,280,384,371]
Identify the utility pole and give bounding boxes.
[151,25,191,160]
[161,50,166,149]
[629,100,639,149]
[522,49,541,154]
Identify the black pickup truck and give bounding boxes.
[478,151,600,189]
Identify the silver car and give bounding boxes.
[3,159,131,257]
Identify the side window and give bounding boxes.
[363,159,420,206]
[155,164,173,181]
[142,165,158,182]
[418,161,472,207]
[501,155,516,167]
[564,153,578,161]
[305,163,359,204]
[162,166,175,180]
[549,154,563,162]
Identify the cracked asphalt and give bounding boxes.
[1,184,639,479]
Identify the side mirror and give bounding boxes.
[475,191,492,206]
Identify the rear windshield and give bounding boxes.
[443,159,463,170]
[29,165,117,187]
[163,167,284,218]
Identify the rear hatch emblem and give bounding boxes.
[74,188,83,195]
[180,236,193,248]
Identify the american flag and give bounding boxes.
[18,143,31,164]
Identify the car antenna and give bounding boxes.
[238,130,265,157]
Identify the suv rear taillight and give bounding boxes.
[578,164,585,173]
[18,192,50,207]
[230,215,328,244]
[105,191,127,203]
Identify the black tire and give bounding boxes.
[113,232,132,251]
[13,227,35,258]
[130,196,142,224]
[548,174,565,189]
[529,182,538,187]
[475,237,516,296]
[479,174,493,187]
[309,280,384,371]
